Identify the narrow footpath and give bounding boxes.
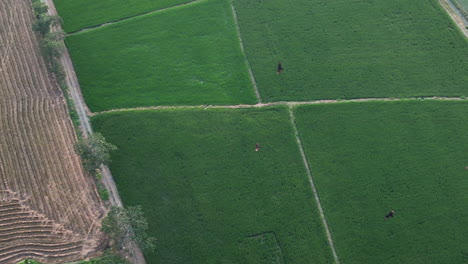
[42,0,146,263]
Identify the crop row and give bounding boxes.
[0,0,105,263]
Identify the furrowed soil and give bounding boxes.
[0,0,105,263]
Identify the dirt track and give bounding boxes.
[92,96,468,115]
[0,0,105,263]
[440,0,468,38]
[42,0,147,263]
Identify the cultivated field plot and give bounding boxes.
[66,0,256,112]
[234,0,468,102]
[0,0,105,263]
[294,101,468,264]
[53,0,193,33]
[92,107,333,264]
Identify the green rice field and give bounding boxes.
[66,0,256,112]
[234,0,468,102]
[92,107,333,264]
[50,0,468,263]
[53,0,192,33]
[294,101,468,264]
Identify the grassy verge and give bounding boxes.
[66,0,256,112]
[234,0,468,102]
[92,107,333,264]
[53,0,193,33]
[294,101,468,263]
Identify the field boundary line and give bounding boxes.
[92,96,468,115]
[439,0,468,38]
[67,0,209,35]
[287,106,340,264]
[230,2,262,103]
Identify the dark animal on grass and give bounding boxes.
[277,62,283,74]
[384,210,395,220]
[255,143,260,152]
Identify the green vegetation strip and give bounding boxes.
[66,0,255,112]
[92,107,333,264]
[294,101,468,264]
[234,0,468,102]
[53,0,193,33]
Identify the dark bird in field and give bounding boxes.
[277,62,283,75]
[255,143,260,152]
[384,210,395,220]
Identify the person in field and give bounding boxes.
[277,62,283,74]
[384,210,395,220]
[255,143,260,152]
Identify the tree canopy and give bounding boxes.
[75,133,117,173]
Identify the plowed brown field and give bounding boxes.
[0,0,106,263]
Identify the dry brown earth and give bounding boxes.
[0,0,106,263]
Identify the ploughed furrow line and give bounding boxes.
[0,200,86,263]
[0,0,19,71]
[0,0,59,100]
[0,250,82,264]
[0,242,83,257]
[41,99,104,234]
[0,0,105,262]
[0,235,65,246]
[0,97,103,235]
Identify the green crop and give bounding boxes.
[92,107,333,264]
[234,0,468,102]
[53,0,192,32]
[294,100,468,263]
[66,0,256,112]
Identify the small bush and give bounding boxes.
[75,133,117,173]
[32,14,60,36]
[98,185,109,201]
[78,252,130,264]
[31,0,48,18]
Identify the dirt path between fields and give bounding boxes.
[440,0,468,38]
[92,96,468,115]
[42,1,146,263]
[67,0,208,35]
[287,106,340,264]
[230,3,262,103]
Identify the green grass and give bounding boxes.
[294,101,468,264]
[234,0,468,101]
[66,0,256,112]
[53,0,193,33]
[92,107,333,264]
